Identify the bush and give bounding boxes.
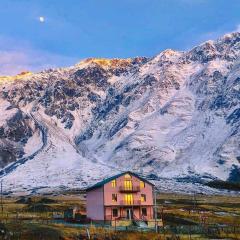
[205,180,240,191]
[16,197,33,204]
[38,198,57,204]
[25,203,54,212]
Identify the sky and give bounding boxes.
[0,0,240,75]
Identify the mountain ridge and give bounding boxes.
[0,32,239,194]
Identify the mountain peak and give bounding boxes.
[0,71,32,83]
[154,49,182,63]
[218,31,240,43]
[76,58,132,69]
[76,57,149,70]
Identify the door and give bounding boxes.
[124,180,132,190]
[126,209,133,220]
[124,194,133,205]
[141,208,147,218]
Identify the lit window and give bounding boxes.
[112,194,117,202]
[111,179,116,188]
[124,180,132,190]
[141,194,146,202]
[112,208,118,217]
[125,194,133,205]
[140,181,145,189]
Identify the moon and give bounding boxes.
[39,16,45,23]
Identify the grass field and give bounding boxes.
[0,192,239,239]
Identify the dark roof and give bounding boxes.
[86,171,154,191]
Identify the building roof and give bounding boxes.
[86,171,154,191]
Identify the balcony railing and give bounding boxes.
[119,200,141,206]
[118,186,140,192]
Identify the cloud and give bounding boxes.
[0,35,77,76]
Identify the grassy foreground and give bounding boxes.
[0,192,239,239]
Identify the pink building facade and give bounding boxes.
[86,171,154,221]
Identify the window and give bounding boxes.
[124,194,133,205]
[124,173,132,178]
[124,180,132,190]
[142,208,147,216]
[141,194,146,202]
[111,179,116,188]
[140,181,145,189]
[112,194,117,202]
[112,208,118,217]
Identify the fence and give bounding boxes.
[1,215,240,239]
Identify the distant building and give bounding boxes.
[64,207,78,220]
[64,207,86,221]
[86,171,154,221]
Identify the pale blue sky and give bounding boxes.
[0,0,240,75]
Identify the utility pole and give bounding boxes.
[154,186,157,233]
[1,180,3,214]
[193,192,197,212]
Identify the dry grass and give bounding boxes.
[0,193,239,239]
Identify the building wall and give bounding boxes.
[103,173,154,220]
[105,206,153,220]
[87,173,154,221]
[86,186,104,220]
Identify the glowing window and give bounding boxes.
[140,181,145,189]
[141,194,146,202]
[111,179,116,188]
[124,180,132,190]
[125,194,133,205]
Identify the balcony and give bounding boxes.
[119,200,141,206]
[119,186,140,193]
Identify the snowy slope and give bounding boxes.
[0,33,239,194]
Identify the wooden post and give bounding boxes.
[193,193,197,211]
[1,180,3,214]
[154,186,157,233]
[86,228,91,240]
[189,225,192,240]
[111,206,112,221]
[132,205,134,220]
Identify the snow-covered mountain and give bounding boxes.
[0,32,239,194]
